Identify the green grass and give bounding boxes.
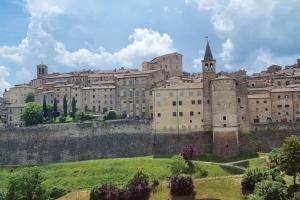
[0,156,243,192]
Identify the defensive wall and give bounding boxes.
[0,121,299,165]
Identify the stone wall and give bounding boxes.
[1,121,300,165]
[0,121,212,165]
[240,123,300,152]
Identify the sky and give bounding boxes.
[1,0,300,95]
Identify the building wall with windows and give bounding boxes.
[152,82,204,133]
[248,93,272,124]
[6,104,24,127]
[271,89,294,123]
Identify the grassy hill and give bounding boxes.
[0,156,245,192]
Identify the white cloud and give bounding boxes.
[0,0,176,86]
[0,66,11,95]
[186,0,300,72]
[220,39,233,61]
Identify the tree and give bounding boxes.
[170,155,189,175]
[42,96,48,118]
[103,110,117,120]
[25,92,35,103]
[170,175,194,197]
[279,135,300,186]
[21,102,43,126]
[63,96,67,117]
[269,148,281,169]
[53,97,58,118]
[254,180,288,200]
[6,167,47,200]
[71,97,76,118]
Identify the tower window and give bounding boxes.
[223,116,226,120]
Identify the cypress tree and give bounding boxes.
[53,97,58,118]
[71,97,76,118]
[43,96,48,118]
[63,96,68,117]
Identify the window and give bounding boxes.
[285,105,289,108]
[277,105,282,108]
[169,92,173,97]
[223,124,227,127]
[179,112,183,117]
[198,112,201,115]
[286,81,290,85]
[197,100,202,104]
[286,112,289,115]
[157,113,161,117]
[173,112,177,117]
[172,101,176,106]
[256,101,259,104]
[190,112,194,116]
[190,120,192,123]
[179,101,182,106]
[265,108,268,111]
[238,98,241,103]
[207,100,210,104]
[191,100,195,105]
[278,95,281,99]
[223,116,226,120]
[197,91,202,96]
[264,100,267,103]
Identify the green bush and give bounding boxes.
[170,155,189,175]
[194,165,208,178]
[5,167,48,200]
[269,148,281,168]
[58,115,66,123]
[254,180,288,200]
[241,168,272,194]
[21,102,43,126]
[49,187,68,199]
[75,111,94,121]
[103,110,117,120]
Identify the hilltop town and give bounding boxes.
[1,41,300,157]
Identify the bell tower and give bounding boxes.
[202,41,216,78]
[202,40,216,131]
[37,64,48,78]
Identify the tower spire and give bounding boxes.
[204,40,214,61]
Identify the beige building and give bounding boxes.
[142,52,182,78]
[152,82,204,133]
[271,88,294,123]
[248,93,272,124]
[3,84,36,104]
[116,70,166,119]
[6,104,25,127]
[80,85,116,113]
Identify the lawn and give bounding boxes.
[0,156,243,192]
[58,176,243,200]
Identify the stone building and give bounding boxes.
[115,70,166,119]
[142,52,183,78]
[152,82,204,133]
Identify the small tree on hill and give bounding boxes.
[42,96,48,118]
[63,96,67,117]
[71,97,76,118]
[21,102,43,126]
[25,92,35,103]
[6,167,47,200]
[279,135,300,186]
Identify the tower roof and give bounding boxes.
[204,41,214,61]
